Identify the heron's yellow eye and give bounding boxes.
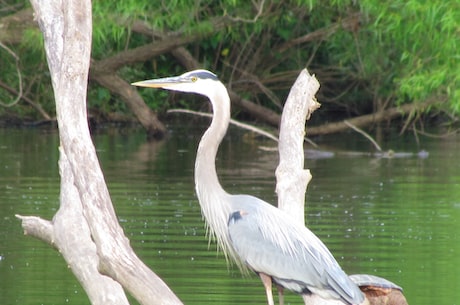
[191,76,198,82]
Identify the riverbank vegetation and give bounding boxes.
[1,0,459,138]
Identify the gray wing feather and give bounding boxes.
[228,195,364,304]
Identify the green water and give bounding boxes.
[1,125,459,305]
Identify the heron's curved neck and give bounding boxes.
[194,84,241,263]
[194,87,230,200]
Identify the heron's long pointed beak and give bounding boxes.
[131,76,184,89]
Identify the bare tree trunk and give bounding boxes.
[16,1,183,305]
[275,69,320,224]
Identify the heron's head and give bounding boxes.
[132,69,221,98]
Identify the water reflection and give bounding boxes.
[0,126,459,305]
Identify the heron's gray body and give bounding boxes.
[227,195,363,304]
[132,70,364,305]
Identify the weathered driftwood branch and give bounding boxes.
[16,1,130,304]
[55,148,130,305]
[15,215,54,245]
[16,1,183,305]
[275,69,320,225]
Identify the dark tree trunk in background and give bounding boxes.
[89,70,167,139]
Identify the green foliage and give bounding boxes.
[1,0,459,124]
[0,23,56,120]
[357,0,460,111]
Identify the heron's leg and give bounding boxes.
[259,273,274,305]
[276,285,284,305]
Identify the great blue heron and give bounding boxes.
[132,70,365,305]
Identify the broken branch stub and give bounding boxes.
[275,69,320,225]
